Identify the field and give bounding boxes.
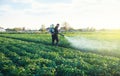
[0,31,120,76]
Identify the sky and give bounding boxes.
[0,0,120,30]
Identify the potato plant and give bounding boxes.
[0,33,120,76]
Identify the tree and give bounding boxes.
[85,27,96,32]
[63,22,70,31]
[22,27,25,31]
[13,28,22,31]
[40,24,46,32]
[60,22,74,32]
[6,28,22,32]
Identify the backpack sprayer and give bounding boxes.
[49,24,65,37]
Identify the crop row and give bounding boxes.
[0,34,120,76]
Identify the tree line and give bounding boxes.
[4,22,96,32]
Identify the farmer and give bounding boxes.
[49,24,55,44]
[49,24,60,46]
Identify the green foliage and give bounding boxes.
[0,33,120,76]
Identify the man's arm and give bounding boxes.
[59,33,64,37]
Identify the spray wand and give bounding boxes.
[59,33,64,37]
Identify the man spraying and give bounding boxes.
[49,23,64,46]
